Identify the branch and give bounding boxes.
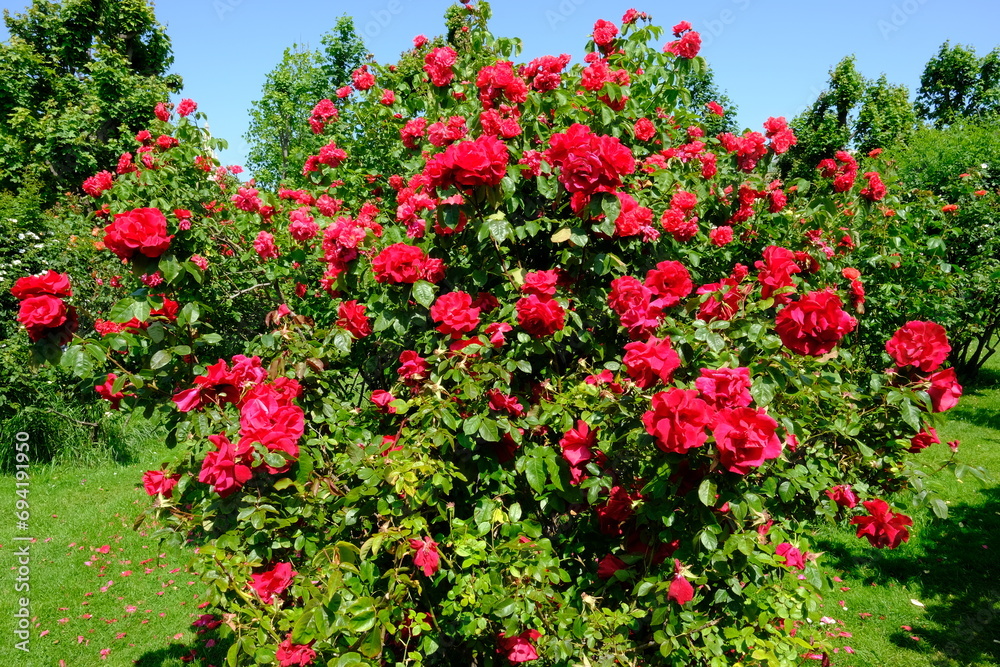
[44,408,98,428]
[227,282,272,299]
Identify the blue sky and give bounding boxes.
[3,0,999,172]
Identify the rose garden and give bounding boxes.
[2,1,999,665]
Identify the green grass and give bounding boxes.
[817,362,1000,666]
[0,437,229,666]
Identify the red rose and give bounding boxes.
[667,559,694,605]
[642,388,713,454]
[908,427,939,453]
[755,245,801,303]
[695,367,752,410]
[275,634,317,667]
[850,498,912,549]
[622,336,681,388]
[593,19,619,47]
[95,372,133,410]
[665,30,701,59]
[408,536,440,576]
[82,170,114,197]
[560,419,596,467]
[515,294,565,337]
[885,321,951,372]
[10,270,72,300]
[336,300,372,339]
[103,207,172,261]
[597,554,628,579]
[545,124,635,196]
[17,295,77,343]
[927,367,962,412]
[142,470,180,498]
[775,542,806,570]
[370,390,396,414]
[711,407,782,474]
[398,350,429,384]
[774,291,857,356]
[826,484,859,509]
[645,260,693,309]
[430,291,481,338]
[423,46,457,86]
[250,562,297,604]
[521,270,559,297]
[497,629,541,663]
[633,117,656,141]
[198,433,252,498]
[372,243,432,284]
[424,134,509,190]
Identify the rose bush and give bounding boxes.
[12,4,981,665]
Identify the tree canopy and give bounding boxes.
[916,41,1000,128]
[244,16,367,190]
[0,0,181,203]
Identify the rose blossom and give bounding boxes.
[515,294,565,337]
[622,336,681,388]
[695,367,752,410]
[826,484,859,509]
[642,388,713,454]
[927,367,962,412]
[103,207,173,261]
[429,291,481,338]
[776,543,806,570]
[774,291,857,357]
[711,407,782,474]
[850,498,913,549]
[885,321,951,372]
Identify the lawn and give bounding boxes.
[2,360,999,666]
[818,361,1000,666]
[0,432,228,666]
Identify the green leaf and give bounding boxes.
[60,345,93,378]
[750,378,777,407]
[160,254,182,283]
[601,193,621,223]
[486,213,512,243]
[699,529,718,551]
[551,227,572,243]
[178,302,200,326]
[478,418,500,442]
[930,497,949,519]
[697,478,716,507]
[493,598,518,618]
[412,280,437,309]
[525,456,546,493]
[332,330,352,355]
[900,400,922,432]
[149,349,172,370]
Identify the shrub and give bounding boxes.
[11,5,976,665]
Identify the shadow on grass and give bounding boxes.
[818,487,1000,666]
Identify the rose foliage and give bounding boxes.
[12,4,978,665]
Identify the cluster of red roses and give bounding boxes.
[11,270,78,345]
[885,320,963,450]
[165,356,305,496]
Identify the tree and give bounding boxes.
[916,41,1000,127]
[244,16,366,190]
[854,75,916,154]
[780,56,862,178]
[0,0,181,203]
[685,65,739,135]
[782,56,916,178]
